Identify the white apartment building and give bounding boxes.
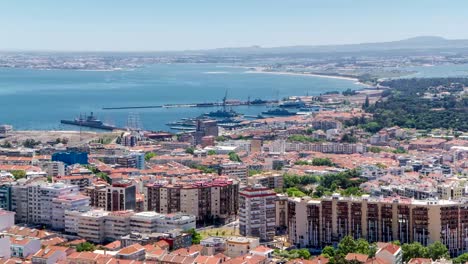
[130,211,195,234]
[239,185,276,242]
[12,181,80,226]
[39,161,65,177]
[220,162,249,184]
[105,211,134,241]
[76,210,109,244]
[51,194,90,230]
[0,210,15,231]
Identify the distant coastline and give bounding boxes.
[244,67,372,87]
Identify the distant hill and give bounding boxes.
[188,36,468,55]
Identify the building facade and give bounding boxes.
[287,194,468,256]
[239,185,276,242]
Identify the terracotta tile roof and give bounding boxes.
[33,246,68,259]
[407,258,432,264]
[250,245,273,253]
[103,240,121,250]
[345,253,369,263]
[117,243,145,256]
[287,256,330,264]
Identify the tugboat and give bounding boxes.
[61,112,116,130]
[261,108,297,116]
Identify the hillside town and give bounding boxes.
[0,79,467,264]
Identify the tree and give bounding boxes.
[401,242,428,262]
[453,253,468,264]
[363,95,370,109]
[286,187,306,197]
[185,147,195,154]
[76,242,96,252]
[207,150,217,155]
[96,172,111,184]
[187,228,202,244]
[228,152,241,162]
[426,241,449,260]
[23,138,40,148]
[336,236,357,256]
[290,249,311,260]
[11,170,26,180]
[145,152,157,161]
[311,158,334,167]
[322,246,336,257]
[0,141,12,148]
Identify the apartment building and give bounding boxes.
[145,177,239,226]
[11,181,80,226]
[105,210,134,241]
[84,180,136,211]
[51,194,90,230]
[248,172,284,190]
[130,211,195,234]
[287,194,468,256]
[220,162,249,184]
[39,161,65,177]
[239,185,276,242]
[285,142,367,154]
[76,210,109,244]
[56,175,93,191]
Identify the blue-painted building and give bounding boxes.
[52,152,88,165]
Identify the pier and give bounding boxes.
[102,99,278,110]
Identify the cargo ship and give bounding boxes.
[60,112,117,131]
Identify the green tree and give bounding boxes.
[0,141,12,148]
[207,150,217,155]
[23,138,41,148]
[453,253,468,264]
[96,172,111,184]
[336,236,357,256]
[311,158,334,167]
[228,152,241,162]
[145,152,157,161]
[322,246,336,257]
[286,187,306,197]
[185,147,195,154]
[426,241,449,260]
[363,95,370,109]
[401,242,428,262]
[290,249,311,260]
[187,228,202,244]
[11,170,26,180]
[76,242,96,252]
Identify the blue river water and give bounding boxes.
[0,64,364,131]
[1,63,466,132]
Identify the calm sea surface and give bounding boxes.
[0,64,365,131]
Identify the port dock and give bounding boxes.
[102,99,278,110]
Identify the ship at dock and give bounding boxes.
[261,108,297,116]
[204,91,241,118]
[60,112,117,131]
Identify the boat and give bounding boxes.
[205,109,239,118]
[249,98,268,105]
[278,100,306,108]
[60,112,116,130]
[196,102,215,107]
[204,90,240,118]
[261,108,297,116]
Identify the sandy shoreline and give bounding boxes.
[245,68,359,81]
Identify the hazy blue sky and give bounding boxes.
[1,0,467,51]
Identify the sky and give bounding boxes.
[1,0,468,51]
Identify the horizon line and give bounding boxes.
[0,35,460,54]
